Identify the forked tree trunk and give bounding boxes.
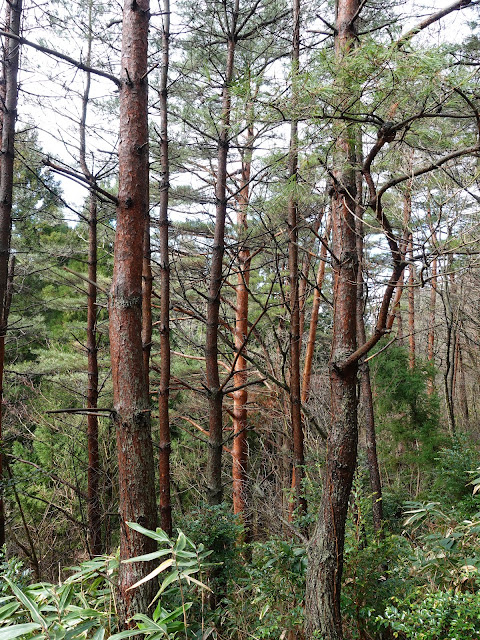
[0,0,21,550]
[287,0,306,517]
[232,117,253,523]
[158,0,172,537]
[109,0,158,619]
[206,12,237,506]
[305,0,359,636]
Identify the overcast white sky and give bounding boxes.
[7,0,478,224]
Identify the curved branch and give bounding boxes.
[0,30,121,86]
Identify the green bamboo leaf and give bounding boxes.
[64,619,98,639]
[131,613,166,632]
[58,583,74,614]
[158,603,191,624]
[174,550,196,560]
[123,549,172,564]
[108,629,148,639]
[5,578,46,627]
[0,623,42,640]
[91,628,105,640]
[157,569,179,595]
[126,522,171,544]
[0,600,20,620]
[174,532,187,553]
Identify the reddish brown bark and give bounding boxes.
[205,12,237,505]
[158,0,172,537]
[301,218,331,405]
[298,211,324,345]
[232,118,253,522]
[109,0,158,619]
[0,0,21,551]
[79,3,101,556]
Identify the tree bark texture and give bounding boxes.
[158,0,172,537]
[298,208,325,354]
[79,2,102,556]
[87,193,101,555]
[205,14,237,506]
[109,0,158,619]
[0,256,14,549]
[287,0,306,517]
[427,234,437,395]
[407,232,416,370]
[301,217,331,404]
[442,262,457,436]
[0,0,21,551]
[232,117,253,522]
[456,339,469,426]
[305,0,359,636]
[142,211,153,390]
[355,149,383,532]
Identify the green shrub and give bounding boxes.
[0,525,212,639]
[378,589,480,639]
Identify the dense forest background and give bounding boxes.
[1,0,480,638]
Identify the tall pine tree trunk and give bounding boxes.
[0,0,21,551]
[403,166,415,369]
[305,0,359,636]
[443,261,457,436]
[288,0,306,516]
[142,216,153,389]
[427,227,437,395]
[355,145,383,533]
[206,9,237,505]
[232,117,253,524]
[86,194,101,555]
[109,0,158,619]
[301,218,330,404]
[456,339,469,426]
[158,0,172,537]
[407,232,416,369]
[79,0,101,556]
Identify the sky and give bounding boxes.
[7,0,479,225]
